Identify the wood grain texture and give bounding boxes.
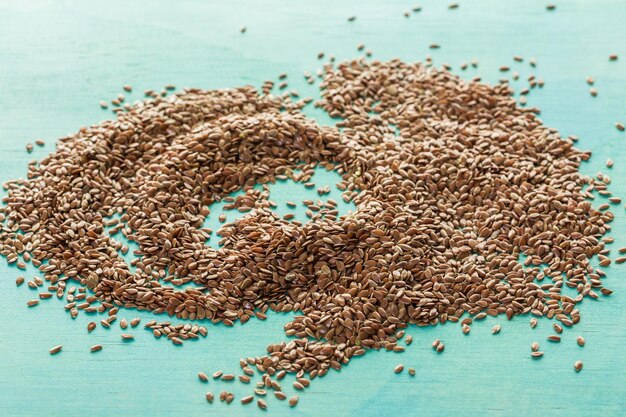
[0,1,625,416]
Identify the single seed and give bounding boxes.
[90,344,102,352]
[49,345,62,355]
[436,343,445,353]
[120,333,134,341]
[205,392,214,403]
[212,370,223,379]
[530,318,538,328]
[609,54,618,61]
[547,335,561,343]
[590,88,598,97]
[462,324,471,334]
[241,395,253,404]
[289,396,299,407]
[408,368,416,376]
[531,342,540,352]
[257,399,267,409]
[546,4,556,10]
[577,336,585,347]
[616,123,625,132]
[492,324,501,334]
[531,351,544,358]
[198,372,209,382]
[574,360,583,372]
[394,364,404,373]
[553,323,563,334]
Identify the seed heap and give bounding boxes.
[1,59,614,398]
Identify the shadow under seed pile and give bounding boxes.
[0,59,613,381]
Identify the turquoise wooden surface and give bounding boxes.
[1,1,625,416]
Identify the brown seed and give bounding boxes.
[393,364,404,374]
[492,324,501,334]
[130,318,141,327]
[120,318,128,329]
[546,4,556,10]
[531,351,544,358]
[16,277,24,286]
[616,123,625,132]
[49,345,62,355]
[531,342,540,352]
[221,374,235,381]
[275,391,287,400]
[205,392,214,403]
[212,370,223,379]
[547,335,561,343]
[530,318,538,328]
[27,300,39,307]
[462,324,471,334]
[408,368,416,376]
[87,322,96,333]
[574,360,583,372]
[241,395,253,404]
[553,323,563,334]
[198,372,209,382]
[590,88,598,97]
[90,344,102,352]
[120,333,134,341]
[289,396,299,407]
[609,54,618,61]
[432,339,440,349]
[257,399,267,409]
[577,336,585,347]
[436,343,445,353]
[405,335,413,345]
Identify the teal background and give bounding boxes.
[1,1,625,416]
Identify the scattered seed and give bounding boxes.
[120,333,134,341]
[530,318,538,328]
[546,4,556,10]
[289,396,299,407]
[531,351,544,358]
[205,392,214,403]
[394,364,404,374]
[90,344,102,352]
[408,368,416,376]
[198,372,209,382]
[577,336,585,347]
[257,399,267,409]
[49,345,62,355]
[492,324,501,334]
[616,123,625,132]
[609,54,618,61]
[531,342,540,352]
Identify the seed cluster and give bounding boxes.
[1,59,613,401]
